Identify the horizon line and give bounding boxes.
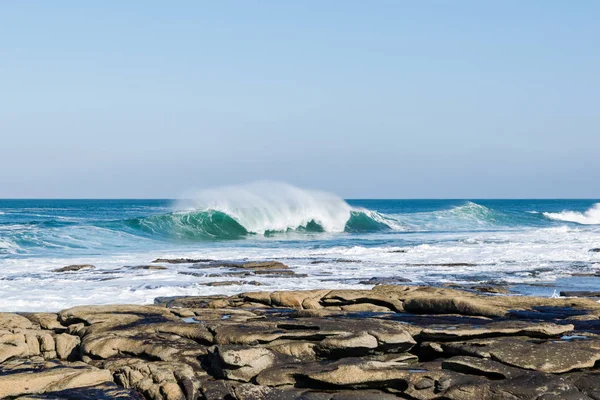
[0,197,599,201]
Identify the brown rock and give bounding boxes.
[0,313,35,329]
[419,321,573,341]
[211,346,278,382]
[20,312,65,331]
[0,358,112,398]
[55,333,80,360]
[428,336,600,373]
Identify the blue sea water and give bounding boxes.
[1,184,599,311]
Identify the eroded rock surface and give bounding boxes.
[3,285,600,399]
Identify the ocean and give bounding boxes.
[1,183,599,312]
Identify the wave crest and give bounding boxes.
[125,182,399,239]
[176,182,353,234]
[543,203,600,225]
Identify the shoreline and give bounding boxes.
[4,254,600,313]
[2,284,600,399]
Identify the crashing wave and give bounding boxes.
[126,182,400,239]
[543,203,600,225]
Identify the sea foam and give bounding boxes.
[176,182,367,234]
[543,203,600,225]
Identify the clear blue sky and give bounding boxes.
[1,1,598,198]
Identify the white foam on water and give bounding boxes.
[543,203,600,225]
[177,181,353,233]
[1,224,600,311]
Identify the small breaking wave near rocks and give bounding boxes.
[543,203,600,225]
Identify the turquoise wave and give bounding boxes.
[124,208,396,240]
[125,210,250,240]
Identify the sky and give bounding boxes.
[1,1,598,198]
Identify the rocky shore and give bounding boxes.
[3,279,600,399]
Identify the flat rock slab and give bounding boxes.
[419,320,573,341]
[13,383,144,399]
[427,336,600,373]
[561,291,600,298]
[0,358,113,398]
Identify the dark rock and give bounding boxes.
[419,320,572,341]
[154,295,230,308]
[52,264,95,272]
[564,370,600,400]
[470,285,510,294]
[202,280,263,287]
[590,248,600,253]
[310,259,360,264]
[359,277,412,285]
[424,336,600,373]
[561,291,600,298]
[409,263,478,267]
[14,383,144,399]
[130,265,168,270]
[151,258,214,264]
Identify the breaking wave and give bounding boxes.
[543,203,600,225]
[125,183,401,239]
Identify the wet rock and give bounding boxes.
[236,261,289,270]
[151,258,214,264]
[590,248,600,253]
[197,260,290,271]
[201,280,263,287]
[52,264,95,272]
[470,285,510,294]
[130,265,168,270]
[310,259,360,264]
[561,291,600,298]
[359,276,412,285]
[409,263,478,267]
